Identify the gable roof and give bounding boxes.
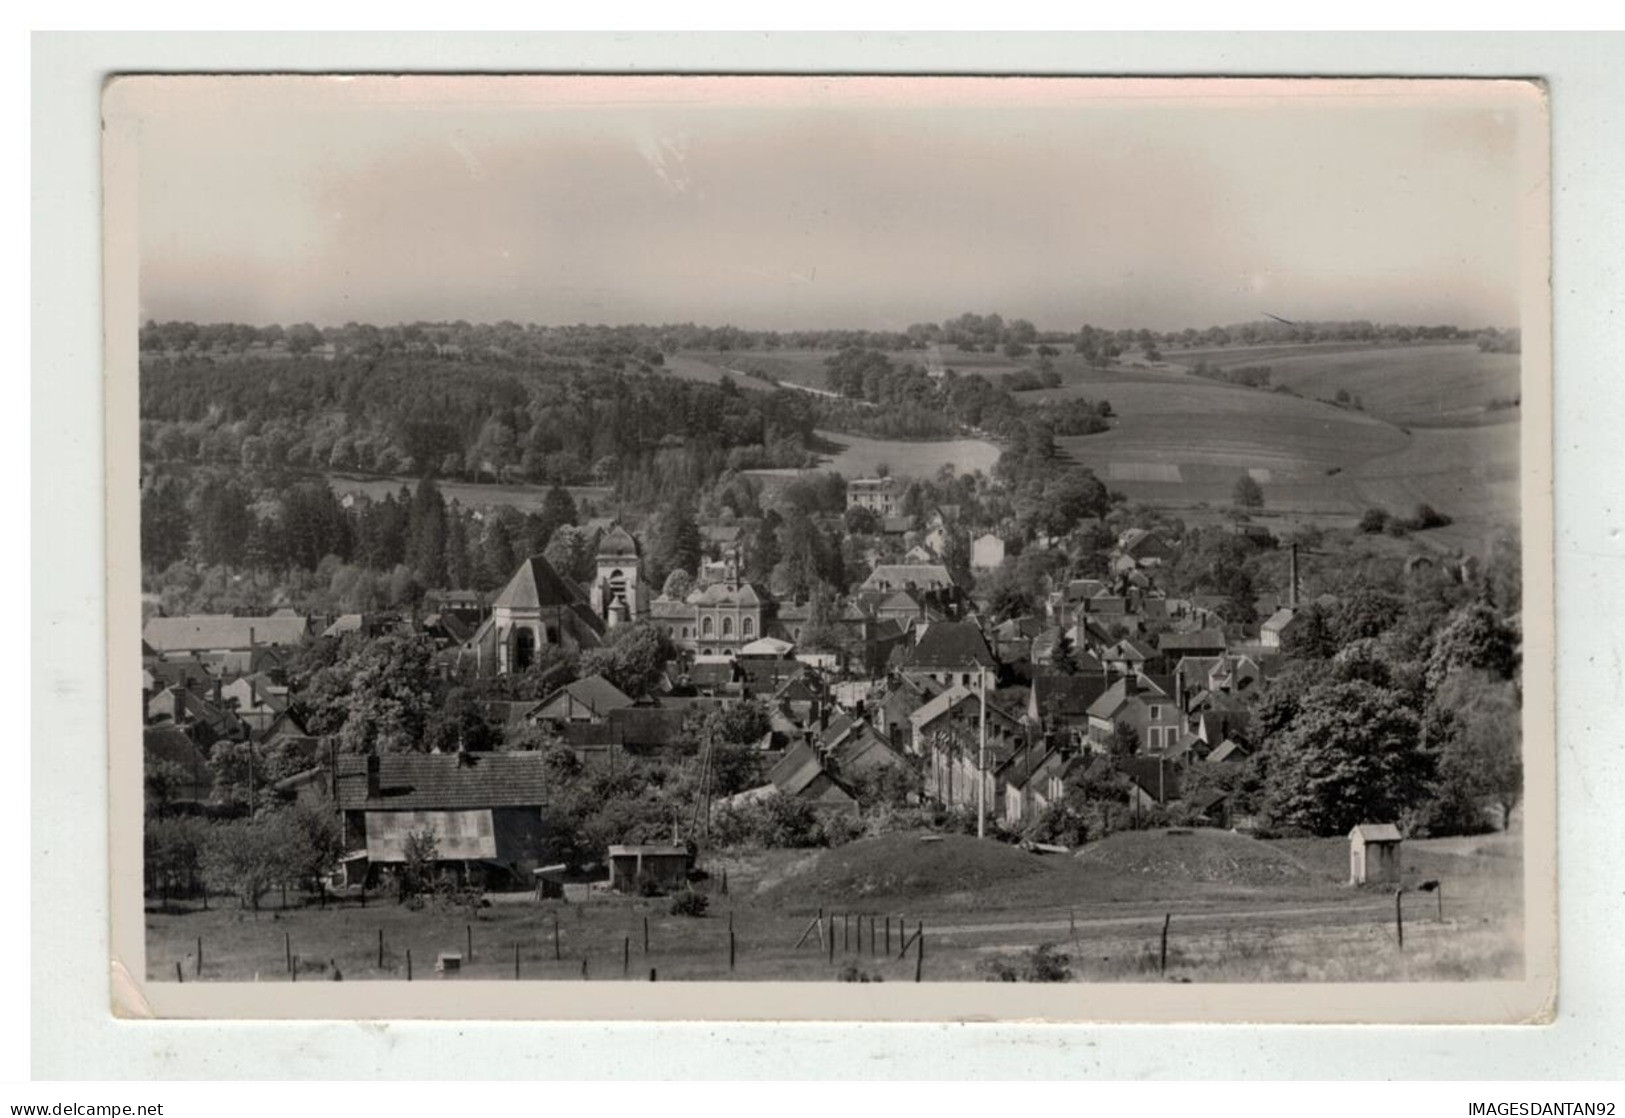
[767,741,823,793]
[334,752,552,811]
[492,555,594,613]
[863,564,956,592]
[144,724,210,774]
[1351,822,1403,842]
[1261,607,1298,634]
[1085,675,1171,720]
[1158,628,1228,654]
[1030,671,1112,721]
[904,620,997,671]
[537,675,634,719]
[143,614,310,653]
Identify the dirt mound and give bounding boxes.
[762,832,1051,908]
[1074,828,1313,886]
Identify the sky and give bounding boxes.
[117,75,1541,332]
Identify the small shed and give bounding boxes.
[607,843,693,895]
[533,863,567,900]
[1349,823,1403,885]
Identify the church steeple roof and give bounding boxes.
[492,555,591,612]
[597,524,639,560]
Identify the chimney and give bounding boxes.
[366,753,381,799]
[213,675,223,707]
[1122,673,1138,698]
[171,687,185,723]
[1288,544,1300,610]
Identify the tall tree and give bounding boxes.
[407,477,448,587]
[1233,473,1265,510]
[579,622,678,699]
[303,633,439,754]
[140,479,191,569]
[1261,680,1431,835]
[537,484,578,547]
[650,497,702,587]
[481,515,518,589]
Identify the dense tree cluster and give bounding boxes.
[140,353,820,497]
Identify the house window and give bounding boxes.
[962,673,971,687]
[702,616,714,636]
[1149,704,1161,720]
[742,617,754,637]
[722,617,734,637]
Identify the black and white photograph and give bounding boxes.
[102,73,1553,1021]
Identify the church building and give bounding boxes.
[460,554,604,675]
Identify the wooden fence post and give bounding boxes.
[729,930,737,972]
[649,967,657,982]
[196,936,203,978]
[291,955,298,982]
[828,914,835,964]
[406,949,412,981]
[467,923,473,963]
[378,928,384,969]
[1395,889,1405,949]
[843,913,850,953]
[623,936,630,976]
[514,942,521,980]
[885,916,891,952]
[284,931,291,974]
[914,924,924,983]
[554,914,562,961]
[175,961,183,984]
[1159,913,1171,975]
[581,958,589,980]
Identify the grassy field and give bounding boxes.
[1031,374,1408,513]
[660,342,1518,551]
[662,353,783,392]
[811,430,1001,479]
[1163,343,1521,429]
[147,829,1521,985]
[326,473,615,516]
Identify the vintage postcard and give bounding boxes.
[103,74,1554,1022]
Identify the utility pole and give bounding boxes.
[977,665,988,839]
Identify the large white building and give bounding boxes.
[846,476,901,518]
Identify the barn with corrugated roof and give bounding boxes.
[333,752,556,889]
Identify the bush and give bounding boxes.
[1412,503,1452,530]
[818,811,865,848]
[636,872,664,898]
[979,943,1073,983]
[669,889,710,917]
[838,963,885,983]
[1359,507,1390,534]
